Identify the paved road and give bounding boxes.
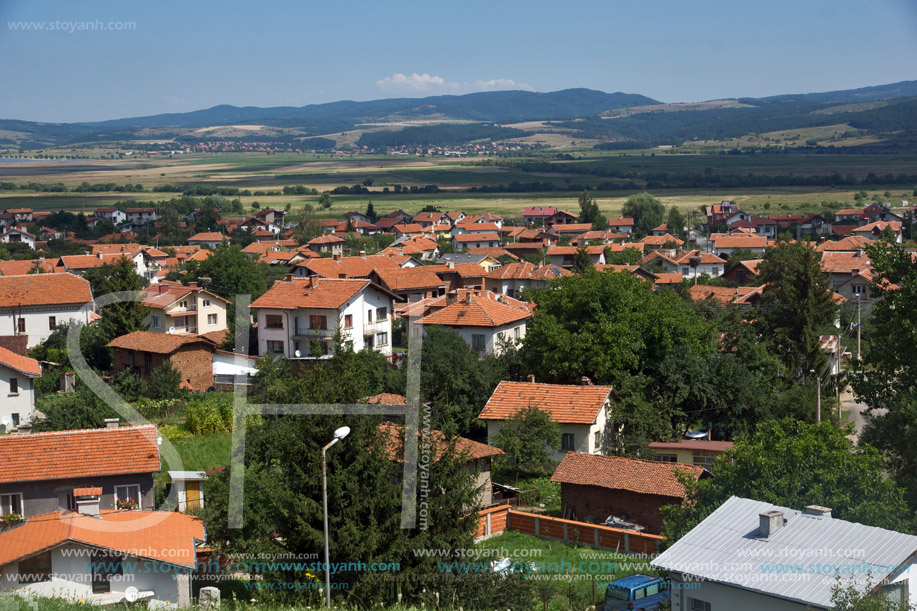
[841,388,885,443]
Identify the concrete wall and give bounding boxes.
[0,474,156,517]
[507,510,662,555]
[0,304,94,348]
[0,364,35,428]
[669,575,812,611]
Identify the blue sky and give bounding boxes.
[1,0,916,122]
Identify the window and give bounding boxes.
[48,316,56,330]
[0,493,22,516]
[514,326,521,339]
[11,413,19,428]
[310,315,327,329]
[366,309,373,323]
[375,332,388,346]
[689,598,711,611]
[693,450,717,470]
[655,454,678,463]
[344,314,353,329]
[9,377,18,395]
[376,307,388,321]
[267,340,284,354]
[593,430,600,450]
[645,582,660,595]
[17,318,24,333]
[115,485,141,509]
[682,267,690,275]
[712,267,719,275]
[207,313,218,326]
[203,299,211,307]
[19,552,51,585]
[151,315,160,329]
[851,284,867,296]
[561,433,575,451]
[265,314,284,329]
[472,334,486,351]
[179,300,188,309]
[91,551,123,594]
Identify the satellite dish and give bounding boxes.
[124,587,139,603]
[294,349,302,358]
[168,327,176,334]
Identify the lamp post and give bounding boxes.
[322,425,351,608]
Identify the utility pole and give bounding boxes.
[816,375,821,423]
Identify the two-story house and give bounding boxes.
[0,274,95,348]
[94,208,128,226]
[125,207,156,225]
[140,282,230,335]
[0,347,41,432]
[250,276,397,358]
[479,378,613,462]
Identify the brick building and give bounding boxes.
[550,452,708,533]
[107,331,215,391]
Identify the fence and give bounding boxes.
[474,504,511,540]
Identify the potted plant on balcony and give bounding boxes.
[116,497,139,510]
[0,513,23,527]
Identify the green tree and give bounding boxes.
[148,360,184,400]
[622,192,665,238]
[604,246,643,265]
[82,256,149,341]
[577,190,605,230]
[661,420,913,544]
[364,200,378,223]
[493,405,561,482]
[666,206,687,241]
[318,192,332,209]
[829,575,916,610]
[571,245,594,273]
[756,239,837,379]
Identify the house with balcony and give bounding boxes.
[139,281,230,335]
[250,276,398,358]
[125,208,156,225]
[479,378,612,462]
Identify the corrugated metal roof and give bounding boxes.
[650,496,917,609]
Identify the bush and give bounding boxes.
[148,361,184,400]
[185,393,233,435]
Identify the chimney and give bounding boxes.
[852,268,860,274]
[97,251,104,260]
[526,374,536,383]
[803,505,832,518]
[333,253,342,261]
[74,488,102,516]
[448,261,455,269]
[16,423,31,434]
[446,291,457,305]
[580,376,593,386]
[759,510,785,537]
[104,418,119,429]
[464,292,472,305]
[359,250,366,257]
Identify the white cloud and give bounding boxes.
[375,73,533,95]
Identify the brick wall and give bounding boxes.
[111,344,213,392]
[507,510,663,554]
[474,504,511,540]
[559,482,682,534]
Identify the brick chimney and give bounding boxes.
[105,418,119,429]
[464,291,472,305]
[803,505,832,518]
[526,374,536,383]
[580,376,593,386]
[333,253,342,261]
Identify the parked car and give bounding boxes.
[604,574,669,610]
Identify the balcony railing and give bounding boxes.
[293,327,334,338]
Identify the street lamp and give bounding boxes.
[322,425,350,608]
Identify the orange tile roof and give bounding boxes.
[550,452,705,498]
[0,259,56,276]
[0,425,160,484]
[547,245,605,255]
[648,439,734,452]
[835,208,865,216]
[673,250,726,265]
[0,345,41,377]
[302,254,403,279]
[652,272,685,285]
[454,232,500,243]
[364,393,407,405]
[0,510,204,569]
[250,277,370,310]
[188,232,227,242]
[414,289,532,328]
[439,262,489,278]
[72,487,103,496]
[606,242,645,253]
[486,261,571,281]
[608,217,635,227]
[467,247,519,260]
[107,331,214,354]
[687,284,762,305]
[307,234,345,244]
[90,243,145,256]
[852,220,902,234]
[551,223,593,233]
[815,236,871,252]
[0,273,93,308]
[641,233,685,246]
[372,267,446,292]
[714,235,768,249]
[393,223,426,234]
[457,222,502,232]
[479,380,611,424]
[378,422,503,462]
[821,251,873,274]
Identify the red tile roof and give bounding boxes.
[551,452,705,498]
[641,233,685,246]
[815,236,870,252]
[107,331,214,354]
[467,247,520,260]
[0,425,160,484]
[480,380,611,424]
[0,273,93,308]
[486,261,571,281]
[523,206,557,217]
[0,510,203,569]
[378,421,503,462]
[713,235,768,249]
[454,232,500,243]
[250,277,370,310]
[0,259,56,276]
[301,254,404,279]
[188,232,227,243]
[372,267,447,292]
[72,487,103,496]
[0,345,41,377]
[414,289,532,328]
[608,217,635,227]
[364,393,407,405]
[307,234,346,244]
[547,245,605,256]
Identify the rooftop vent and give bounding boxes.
[105,418,119,429]
[803,505,832,518]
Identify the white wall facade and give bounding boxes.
[486,403,606,463]
[421,320,526,356]
[0,303,95,348]
[0,364,35,430]
[669,575,812,611]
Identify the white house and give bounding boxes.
[186,232,228,250]
[713,235,768,258]
[94,208,128,226]
[0,228,35,250]
[125,208,156,225]
[483,261,571,298]
[411,289,531,355]
[651,496,917,610]
[547,245,606,269]
[452,232,501,251]
[0,346,41,431]
[0,507,203,607]
[250,276,397,358]
[479,379,612,462]
[0,274,95,348]
[140,282,230,336]
[672,250,727,278]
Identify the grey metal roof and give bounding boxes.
[650,496,917,609]
[168,470,208,481]
[437,253,489,264]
